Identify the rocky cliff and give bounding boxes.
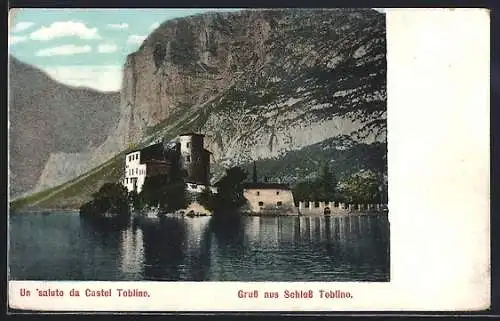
[122,8,386,181]
[8,57,121,198]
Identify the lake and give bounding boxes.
[8,212,390,282]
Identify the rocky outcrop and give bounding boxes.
[8,57,120,198]
[121,8,386,181]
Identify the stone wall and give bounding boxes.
[297,201,387,216]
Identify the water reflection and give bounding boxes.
[10,213,390,282]
[119,226,144,279]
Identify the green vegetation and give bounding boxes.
[139,173,189,213]
[11,155,123,211]
[292,164,337,202]
[79,182,130,220]
[293,167,386,205]
[198,166,247,218]
[240,140,387,186]
[10,184,63,212]
[337,169,386,204]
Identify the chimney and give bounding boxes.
[252,161,257,183]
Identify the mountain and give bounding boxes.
[123,8,386,179]
[11,8,386,210]
[8,57,121,199]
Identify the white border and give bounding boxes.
[8,8,491,312]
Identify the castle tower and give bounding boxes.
[252,161,258,183]
[178,133,209,185]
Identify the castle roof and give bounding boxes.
[179,132,205,137]
[242,182,291,190]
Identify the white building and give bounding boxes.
[123,150,147,193]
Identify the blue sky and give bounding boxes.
[8,8,242,91]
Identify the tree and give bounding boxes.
[140,174,189,213]
[292,181,317,202]
[93,183,129,213]
[317,163,337,201]
[211,166,248,215]
[198,186,215,213]
[216,167,247,207]
[93,182,128,201]
[337,170,383,204]
[140,175,167,208]
[162,180,189,212]
[292,163,337,202]
[81,182,129,218]
[128,190,145,211]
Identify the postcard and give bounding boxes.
[7,7,490,312]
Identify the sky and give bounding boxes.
[8,8,242,91]
[9,8,384,92]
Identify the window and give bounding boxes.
[256,191,260,196]
[258,201,264,206]
[277,201,282,207]
[136,154,139,160]
[126,178,129,184]
[187,142,190,148]
[136,168,138,174]
[276,191,280,195]
[128,156,131,162]
[186,155,191,162]
[314,201,320,208]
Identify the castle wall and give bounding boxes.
[243,188,297,215]
[297,201,387,216]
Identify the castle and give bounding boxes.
[122,133,387,217]
[122,133,216,194]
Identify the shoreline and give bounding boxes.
[10,208,80,214]
[244,211,388,218]
[11,209,388,218]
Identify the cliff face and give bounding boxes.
[8,57,121,198]
[122,8,386,181]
